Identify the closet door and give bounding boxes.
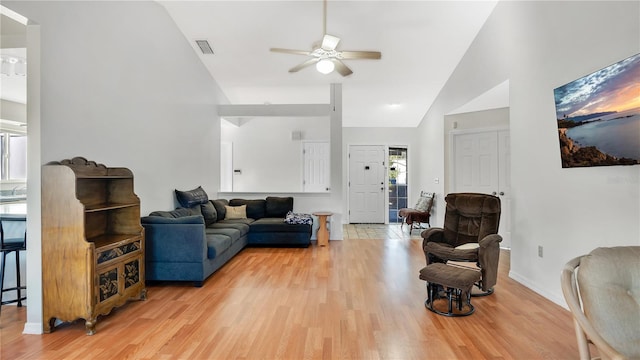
[452,129,511,248]
[453,131,499,194]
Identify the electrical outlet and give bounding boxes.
[538,245,543,258]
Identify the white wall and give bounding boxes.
[418,1,640,306]
[5,0,230,333]
[219,84,345,241]
[7,1,229,215]
[221,116,329,192]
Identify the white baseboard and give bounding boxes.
[23,322,43,335]
[508,270,568,310]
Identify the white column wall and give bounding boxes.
[5,1,230,333]
[417,1,640,305]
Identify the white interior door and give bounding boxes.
[454,132,499,194]
[452,129,511,248]
[497,130,511,248]
[349,145,385,223]
[303,141,330,192]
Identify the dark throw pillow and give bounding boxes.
[175,186,209,208]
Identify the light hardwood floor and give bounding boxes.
[1,224,579,359]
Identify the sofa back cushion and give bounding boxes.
[200,201,218,226]
[229,199,266,219]
[212,199,229,221]
[266,197,294,218]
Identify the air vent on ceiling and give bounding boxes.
[195,40,214,55]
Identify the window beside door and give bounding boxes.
[388,147,408,223]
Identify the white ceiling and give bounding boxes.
[161,1,498,127]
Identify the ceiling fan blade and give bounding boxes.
[270,48,311,56]
[331,59,353,77]
[321,34,340,51]
[289,58,320,73]
[339,51,382,60]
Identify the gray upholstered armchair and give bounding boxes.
[561,247,640,360]
[421,193,502,295]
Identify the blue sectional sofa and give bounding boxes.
[141,189,312,286]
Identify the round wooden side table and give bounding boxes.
[312,212,333,246]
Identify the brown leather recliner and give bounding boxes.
[421,193,502,294]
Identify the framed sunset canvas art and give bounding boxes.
[554,53,640,168]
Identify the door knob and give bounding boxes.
[492,191,497,195]
[499,191,504,196]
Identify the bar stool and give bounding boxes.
[1,215,27,312]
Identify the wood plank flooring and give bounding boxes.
[1,224,579,359]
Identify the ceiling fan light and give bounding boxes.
[316,59,335,74]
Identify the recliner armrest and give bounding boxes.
[478,234,502,249]
[477,234,503,291]
[421,227,444,246]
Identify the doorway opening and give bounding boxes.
[388,147,407,223]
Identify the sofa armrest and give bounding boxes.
[141,215,204,225]
[142,215,207,263]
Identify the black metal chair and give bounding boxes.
[1,215,27,312]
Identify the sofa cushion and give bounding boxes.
[175,186,209,208]
[265,197,294,218]
[206,233,231,259]
[250,217,312,233]
[229,199,266,219]
[201,201,217,226]
[225,205,247,219]
[148,207,193,218]
[212,199,229,221]
[210,220,252,236]
[206,227,242,244]
[187,205,203,216]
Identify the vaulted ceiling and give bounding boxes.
[161,1,499,127]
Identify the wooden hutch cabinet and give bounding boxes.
[42,157,146,335]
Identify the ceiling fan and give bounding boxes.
[270,0,382,76]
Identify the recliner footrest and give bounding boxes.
[419,263,481,316]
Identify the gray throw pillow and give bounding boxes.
[415,196,433,212]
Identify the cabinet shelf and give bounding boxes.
[76,175,133,179]
[84,202,139,212]
[89,233,141,249]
